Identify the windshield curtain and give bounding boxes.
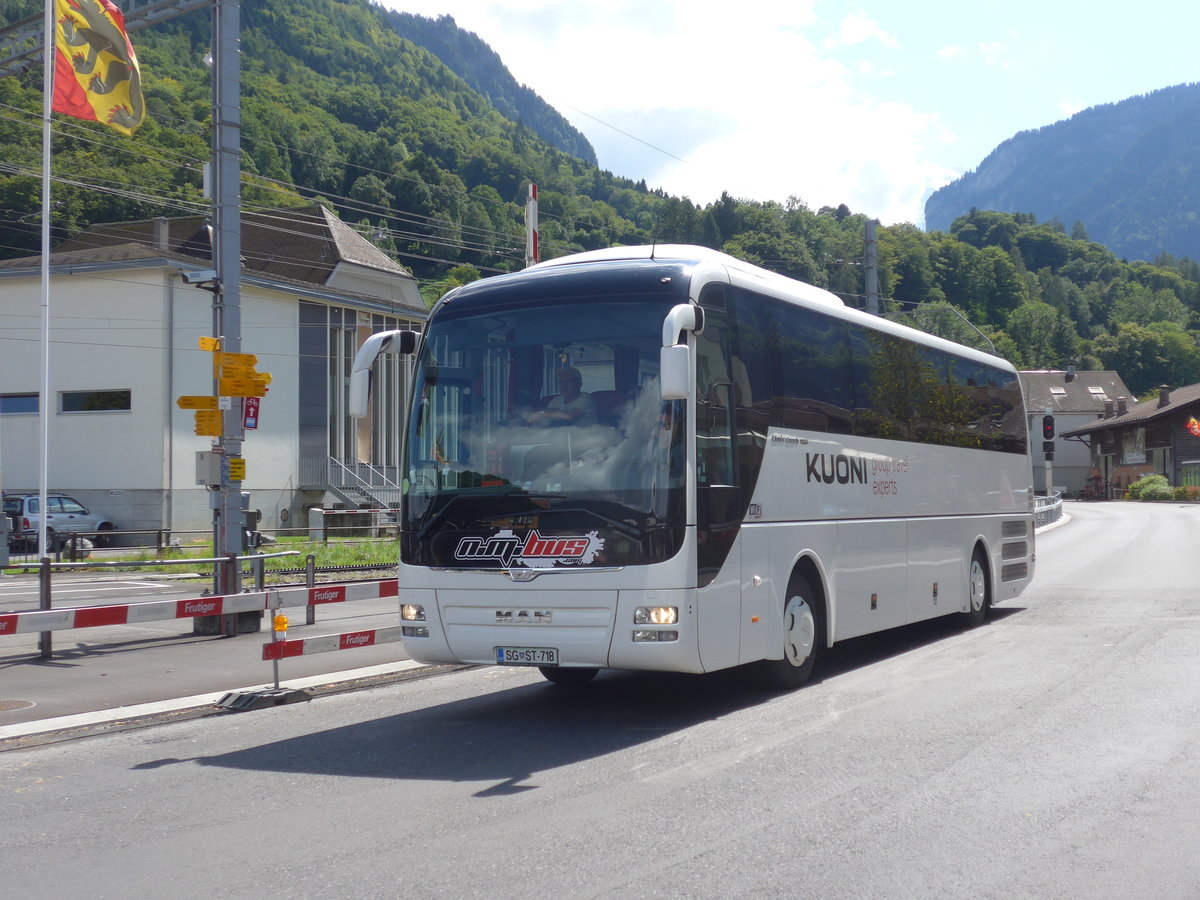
[401,295,686,569]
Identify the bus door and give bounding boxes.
[694,294,765,668]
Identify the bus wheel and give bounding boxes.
[539,666,598,686]
[757,574,821,690]
[962,548,991,627]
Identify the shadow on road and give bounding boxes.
[136,606,1026,795]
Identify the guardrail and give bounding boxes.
[0,575,399,659]
[1034,491,1063,528]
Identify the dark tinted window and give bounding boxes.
[727,287,1026,454]
[61,390,131,413]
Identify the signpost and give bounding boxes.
[179,332,270,613]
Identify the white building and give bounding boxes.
[0,205,426,542]
[1019,368,1134,496]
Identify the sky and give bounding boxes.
[381,1,1200,228]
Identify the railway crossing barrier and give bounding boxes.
[2,574,406,712]
[0,578,399,654]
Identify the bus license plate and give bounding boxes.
[496,646,559,666]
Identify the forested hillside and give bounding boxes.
[380,10,596,164]
[925,82,1200,262]
[3,0,1200,396]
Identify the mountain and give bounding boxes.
[380,11,597,165]
[0,0,649,277]
[925,83,1200,261]
[11,0,1200,394]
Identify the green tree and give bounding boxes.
[423,264,482,305]
[969,246,1028,323]
[1108,283,1190,328]
[1093,322,1200,394]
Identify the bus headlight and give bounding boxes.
[634,606,678,625]
[401,604,426,621]
[402,626,429,638]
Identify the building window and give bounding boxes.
[0,393,38,414]
[60,390,131,413]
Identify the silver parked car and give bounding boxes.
[3,493,117,551]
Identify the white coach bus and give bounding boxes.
[350,245,1035,688]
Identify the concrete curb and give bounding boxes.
[0,659,457,751]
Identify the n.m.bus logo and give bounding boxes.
[454,528,604,568]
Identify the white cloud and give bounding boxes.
[824,13,900,50]
[382,1,952,224]
[977,41,1010,69]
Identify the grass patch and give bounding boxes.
[59,536,399,578]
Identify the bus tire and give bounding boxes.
[539,666,598,686]
[962,547,991,627]
[756,573,822,690]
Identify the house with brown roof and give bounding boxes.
[0,205,427,540]
[1019,368,1134,495]
[1059,383,1200,497]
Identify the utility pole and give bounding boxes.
[864,218,879,316]
[210,0,243,599]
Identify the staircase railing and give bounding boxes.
[327,457,402,508]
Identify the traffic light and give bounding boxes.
[1042,414,1055,440]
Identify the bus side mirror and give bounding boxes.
[349,329,419,417]
[660,345,690,400]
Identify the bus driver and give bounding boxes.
[526,366,598,427]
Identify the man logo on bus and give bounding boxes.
[454,528,605,568]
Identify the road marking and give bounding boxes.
[0,582,176,596]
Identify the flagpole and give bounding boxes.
[38,0,54,559]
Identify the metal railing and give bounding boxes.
[327,457,403,508]
[1034,491,1063,528]
[298,455,404,508]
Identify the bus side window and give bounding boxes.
[696,327,735,486]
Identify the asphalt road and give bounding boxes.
[3,501,1200,898]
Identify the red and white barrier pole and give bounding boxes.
[0,579,398,637]
[261,625,404,661]
[525,183,538,268]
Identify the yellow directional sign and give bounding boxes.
[218,377,267,397]
[220,365,257,380]
[194,409,222,436]
[228,458,246,481]
[222,352,257,368]
[199,336,221,352]
[176,395,218,410]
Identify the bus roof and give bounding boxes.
[474,244,1016,375]
[528,244,845,309]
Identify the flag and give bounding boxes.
[1188,416,1200,438]
[52,0,145,136]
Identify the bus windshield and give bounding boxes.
[401,295,686,569]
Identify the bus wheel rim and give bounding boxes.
[783,596,815,667]
[970,558,987,612]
